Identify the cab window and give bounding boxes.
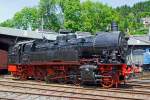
[24,43,33,53]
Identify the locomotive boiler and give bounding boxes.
[8,30,129,88]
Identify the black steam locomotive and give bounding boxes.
[9,31,127,64]
[8,26,129,88]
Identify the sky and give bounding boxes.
[0,0,39,23]
[0,0,147,23]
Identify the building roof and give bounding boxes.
[128,35,150,45]
[0,27,58,40]
[1,27,150,46]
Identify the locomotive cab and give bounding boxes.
[8,40,35,64]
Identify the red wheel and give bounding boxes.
[101,73,114,88]
[45,74,56,83]
[19,69,28,80]
[34,68,46,81]
[20,71,28,80]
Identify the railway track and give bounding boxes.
[0,79,149,100]
[2,76,150,89]
[0,83,134,100]
[117,79,150,93]
[127,79,150,89]
[1,78,150,92]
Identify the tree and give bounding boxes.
[63,0,81,31]
[80,0,119,33]
[0,19,14,27]
[116,1,150,35]
[132,1,150,14]
[116,5,131,17]
[13,7,39,30]
[39,0,63,31]
[1,0,150,35]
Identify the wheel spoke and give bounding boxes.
[101,73,114,88]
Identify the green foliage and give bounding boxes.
[13,7,39,30]
[116,5,131,17]
[0,7,39,30]
[137,12,150,18]
[0,0,150,35]
[132,1,150,14]
[117,0,150,35]
[80,0,119,33]
[0,19,14,27]
[131,28,149,35]
[39,0,62,31]
[63,0,81,31]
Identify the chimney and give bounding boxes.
[111,21,118,31]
